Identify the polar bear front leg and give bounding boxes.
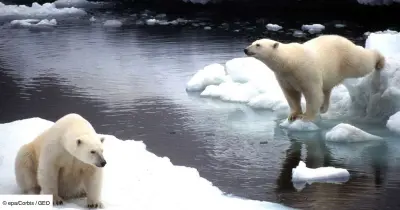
[84,169,104,209]
[37,162,64,205]
[277,78,303,122]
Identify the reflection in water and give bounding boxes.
[1,14,400,209]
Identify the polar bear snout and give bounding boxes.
[244,47,255,56]
[95,154,107,168]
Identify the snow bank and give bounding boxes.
[0,118,292,210]
[387,111,400,134]
[0,2,86,22]
[325,123,382,142]
[292,161,350,191]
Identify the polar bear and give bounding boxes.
[244,34,385,122]
[14,113,106,209]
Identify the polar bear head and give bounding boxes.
[244,39,296,73]
[72,135,107,168]
[244,38,280,59]
[60,114,107,168]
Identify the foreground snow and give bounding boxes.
[0,118,292,210]
[292,161,350,191]
[186,30,400,132]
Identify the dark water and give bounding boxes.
[1,10,400,210]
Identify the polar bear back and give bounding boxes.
[302,35,380,90]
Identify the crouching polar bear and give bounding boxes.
[14,113,107,208]
[244,34,386,122]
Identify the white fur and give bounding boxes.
[244,35,386,121]
[14,113,106,208]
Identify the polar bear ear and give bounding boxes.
[77,139,81,146]
[272,42,279,49]
[100,137,105,143]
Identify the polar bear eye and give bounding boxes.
[255,43,260,47]
[90,150,96,154]
[77,139,81,146]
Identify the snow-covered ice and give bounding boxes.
[181,0,210,4]
[292,30,305,37]
[279,119,319,132]
[0,2,86,21]
[0,118,293,210]
[387,111,400,135]
[357,0,400,5]
[54,0,91,8]
[10,18,57,30]
[325,123,382,142]
[186,30,400,132]
[103,20,122,28]
[334,23,346,28]
[266,24,282,31]
[301,24,325,34]
[292,161,350,191]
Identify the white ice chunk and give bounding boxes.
[387,111,400,135]
[181,0,210,4]
[325,123,382,142]
[292,30,305,37]
[292,161,350,191]
[10,19,40,26]
[266,23,282,31]
[279,119,319,131]
[103,19,122,28]
[0,2,86,21]
[301,24,325,34]
[186,63,227,92]
[334,23,346,28]
[0,118,293,210]
[357,0,400,5]
[10,18,57,30]
[54,0,91,8]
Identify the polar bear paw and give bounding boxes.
[288,111,303,122]
[87,201,104,209]
[53,195,64,205]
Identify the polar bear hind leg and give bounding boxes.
[320,89,332,114]
[14,144,41,194]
